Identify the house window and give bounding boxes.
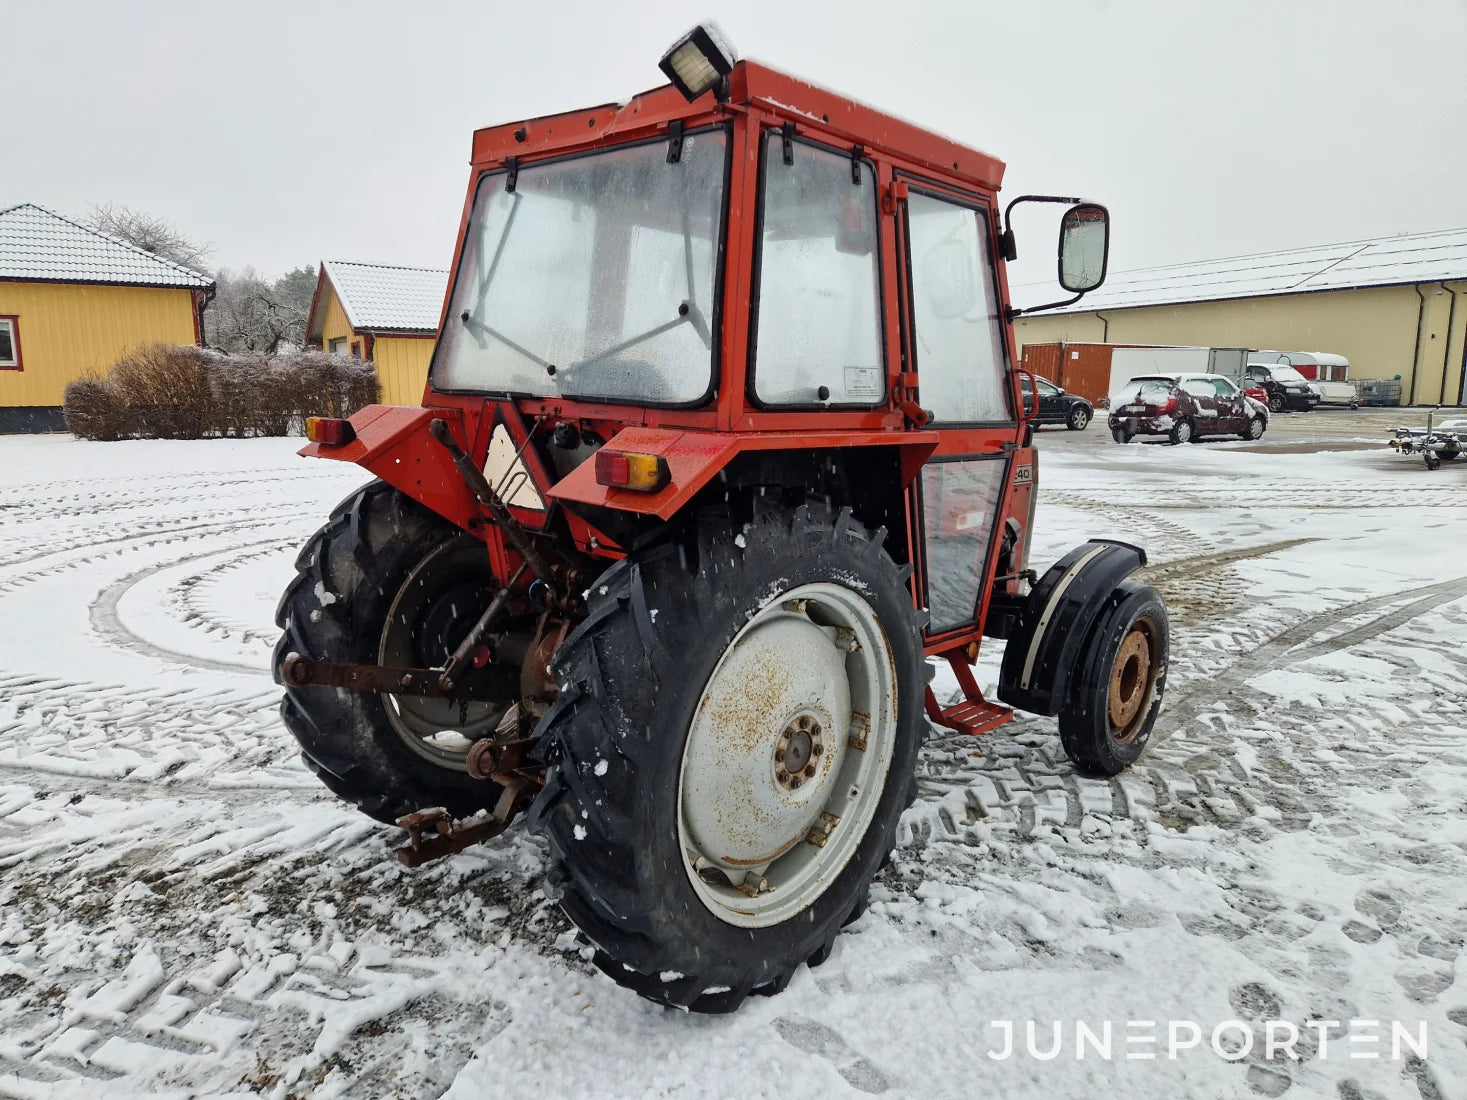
[0,317,19,370]
[328,337,349,355]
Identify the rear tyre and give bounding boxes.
[530,507,925,1013]
[1111,426,1132,444]
[1168,419,1195,445]
[274,480,506,824]
[1058,581,1168,776]
[1066,406,1091,431]
[1240,415,1266,441]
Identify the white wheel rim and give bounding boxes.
[677,581,898,928]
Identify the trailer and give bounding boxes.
[1251,350,1356,407]
[1390,409,1466,470]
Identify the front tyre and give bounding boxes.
[1058,581,1168,776]
[1240,415,1266,441]
[529,508,925,1012]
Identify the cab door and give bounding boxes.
[898,182,1014,638]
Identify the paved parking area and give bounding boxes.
[1035,407,1433,455]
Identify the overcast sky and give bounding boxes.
[5,0,1466,291]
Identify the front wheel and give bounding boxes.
[1067,405,1091,431]
[1240,415,1266,441]
[530,508,925,1012]
[1058,581,1168,775]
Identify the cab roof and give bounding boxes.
[469,60,1006,192]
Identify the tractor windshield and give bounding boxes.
[433,130,728,404]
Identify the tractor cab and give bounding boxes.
[281,25,1166,1015]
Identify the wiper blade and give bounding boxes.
[460,314,553,369]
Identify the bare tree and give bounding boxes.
[86,203,212,272]
[207,265,317,354]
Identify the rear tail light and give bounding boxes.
[594,449,671,493]
[1161,395,1178,414]
[305,417,356,445]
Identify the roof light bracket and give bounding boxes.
[505,157,519,194]
[851,145,864,184]
[781,122,795,166]
[667,120,685,164]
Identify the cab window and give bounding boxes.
[905,191,1010,424]
[750,136,884,406]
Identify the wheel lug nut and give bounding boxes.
[803,764,816,778]
[775,750,785,763]
[790,777,802,789]
[812,744,823,756]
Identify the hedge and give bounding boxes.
[64,344,380,441]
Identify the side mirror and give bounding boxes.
[1058,203,1109,293]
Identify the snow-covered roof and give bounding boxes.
[320,260,447,333]
[1018,226,1467,314]
[0,203,213,289]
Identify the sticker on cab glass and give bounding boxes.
[844,366,882,400]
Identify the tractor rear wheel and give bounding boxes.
[1058,580,1168,776]
[529,507,925,1012]
[274,480,509,824]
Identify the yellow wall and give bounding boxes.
[0,281,198,406]
[1014,282,1467,405]
[316,282,434,405]
[318,286,356,355]
[373,336,434,405]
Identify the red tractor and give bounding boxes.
[275,25,1169,1013]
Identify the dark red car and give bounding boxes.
[1107,373,1269,444]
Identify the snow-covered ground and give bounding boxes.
[1,433,1464,1099]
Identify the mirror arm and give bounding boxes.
[1006,293,1085,322]
[1001,194,1088,239]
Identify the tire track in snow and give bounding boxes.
[88,541,296,676]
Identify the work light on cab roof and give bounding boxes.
[274,20,1171,1016]
[659,22,737,101]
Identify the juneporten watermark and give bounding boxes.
[984,1019,1428,1062]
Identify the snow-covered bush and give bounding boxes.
[63,343,380,440]
[62,375,133,441]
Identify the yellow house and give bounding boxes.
[305,260,447,406]
[0,203,214,432]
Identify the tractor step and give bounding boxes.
[923,688,1013,736]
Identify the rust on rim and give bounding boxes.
[1108,623,1156,741]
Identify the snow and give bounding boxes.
[0,204,212,289]
[1,432,1465,1098]
[1014,225,1467,313]
[320,260,447,334]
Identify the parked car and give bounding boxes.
[1108,374,1269,444]
[1245,362,1320,412]
[1021,374,1093,430]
